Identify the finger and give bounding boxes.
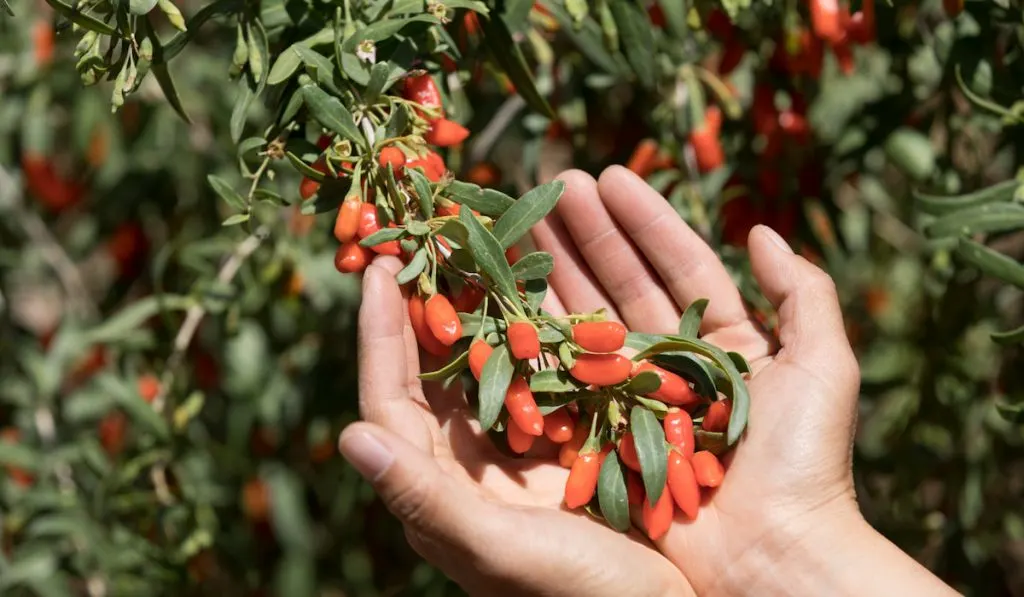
[554,169,680,333]
[358,261,433,451]
[372,256,427,399]
[748,225,860,394]
[532,208,619,319]
[339,422,502,585]
[597,166,752,334]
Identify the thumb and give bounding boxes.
[338,422,496,550]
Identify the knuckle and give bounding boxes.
[805,267,839,297]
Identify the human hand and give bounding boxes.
[338,256,692,597]
[530,166,956,596]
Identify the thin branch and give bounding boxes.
[0,165,99,321]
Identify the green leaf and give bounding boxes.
[536,392,587,415]
[529,369,580,392]
[510,252,554,280]
[446,181,516,216]
[43,0,118,36]
[342,15,440,52]
[631,406,667,503]
[162,0,242,61]
[407,169,434,218]
[265,467,315,552]
[884,128,935,182]
[478,344,515,430]
[0,442,39,470]
[285,151,326,182]
[1,0,13,16]
[364,62,391,104]
[246,21,269,85]
[727,351,750,375]
[300,84,365,147]
[99,375,170,440]
[480,14,557,118]
[419,350,470,381]
[657,0,688,38]
[267,46,304,85]
[230,78,256,143]
[459,207,520,307]
[623,371,661,395]
[525,279,547,314]
[397,248,428,284]
[634,395,669,415]
[129,0,157,16]
[916,178,1022,215]
[995,398,1024,423]
[493,181,565,249]
[635,338,750,445]
[955,238,1024,290]
[626,333,718,399]
[992,323,1024,346]
[222,213,251,226]
[926,202,1024,238]
[678,298,708,338]
[359,227,406,247]
[84,295,193,344]
[538,0,625,74]
[597,451,631,532]
[207,175,246,210]
[609,0,656,89]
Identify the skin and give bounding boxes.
[339,167,958,597]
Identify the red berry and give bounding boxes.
[334,197,362,243]
[642,484,674,540]
[425,118,470,147]
[424,295,462,346]
[810,0,843,43]
[667,451,700,519]
[138,374,161,404]
[702,399,732,433]
[564,449,602,508]
[505,376,544,436]
[468,340,493,382]
[99,411,128,457]
[357,203,380,239]
[632,361,700,408]
[334,241,373,274]
[559,424,588,468]
[508,322,540,360]
[572,321,627,353]
[378,147,405,173]
[506,418,535,454]
[402,74,444,113]
[663,409,695,460]
[451,284,485,313]
[408,295,452,357]
[569,353,632,387]
[543,408,574,443]
[626,471,645,506]
[617,432,642,472]
[692,451,725,488]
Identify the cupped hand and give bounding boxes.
[338,256,692,596]
[529,166,864,596]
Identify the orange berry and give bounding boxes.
[334,197,362,243]
[626,470,645,505]
[505,376,544,436]
[333,241,373,274]
[569,353,632,387]
[424,295,462,346]
[559,423,589,468]
[408,295,452,357]
[506,418,535,454]
[242,478,270,521]
[667,451,700,519]
[642,484,674,540]
[507,322,540,360]
[99,412,128,457]
[702,399,732,433]
[564,449,601,508]
[468,340,493,381]
[692,451,725,488]
[465,162,501,187]
[632,361,700,408]
[137,374,161,404]
[572,321,627,353]
[425,118,470,147]
[543,408,574,443]
[618,432,642,472]
[378,147,406,173]
[663,409,695,460]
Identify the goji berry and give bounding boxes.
[465,162,501,187]
[426,150,447,178]
[372,236,403,257]
[564,448,602,508]
[334,241,373,274]
[468,340,493,381]
[425,295,462,346]
[626,139,660,179]
[357,203,380,239]
[559,424,589,468]
[626,470,645,505]
[505,376,544,436]
[33,20,54,67]
[632,361,700,408]
[378,147,405,173]
[138,374,161,404]
[570,353,632,386]
[316,134,333,150]
[505,245,523,265]
[402,74,444,114]
[99,411,128,457]
[242,478,270,521]
[425,118,470,147]
[690,108,725,173]
[702,399,732,433]
[809,0,843,43]
[572,321,627,353]
[667,451,700,519]
[506,418,535,454]
[663,409,695,460]
[642,485,674,540]
[618,432,642,472]
[544,408,574,443]
[408,295,451,357]
[692,451,724,487]
[299,161,329,200]
[647,3,666,27]
[334,196,362,243]
[451,284,485,313]
[507,322,540,360]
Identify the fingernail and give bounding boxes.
[340,431,395,482]
[758,225,794,254]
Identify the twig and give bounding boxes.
[469,95,526,165]
[0,165,99,321]
[151,226,269,414]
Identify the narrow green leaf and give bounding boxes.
[510,252,554,280]
[359,227,406,247]
[129,0,157,16]
[609,0,656,89]
[446,181,516,216]
[884,128,935,182]
[537,0,625,74]
[285,151,326,181]
[678,298,709,338]
[727,351,750,375]
[658,0,688,38]
[147,35,191,123]
[480,14,556,118]
[623,371,661,395]
[342,15,439,52]
[627,333,718,399]
[407,168,434,218]
[926,203,1024,238]
[246,20,270,86]
[397,248,429,284]
[631,406,667,503]
[0,443,39,470]
[529,369,580,393]
[230,78,255,143]
[162,0,243,62]
[363,62,391,104]
[598,451,631,532]
[493,181,565,249]
[84,295,193,344]
[222,213,251,226]
[98,376,170,440]
[536,392,587,415]
[300,84,365,147]
[43,0,118,35]
[915,178,1020,216]
[955,238,1024,290]
[478,344,515,430]
[459,206,520,306]
[992,323,1024,346]
[1,0,13,16]
[419,350,470,381]
[267,46,304,85]
[634,395,669,415]
[207,175,246,210]
[254,188,288,205]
